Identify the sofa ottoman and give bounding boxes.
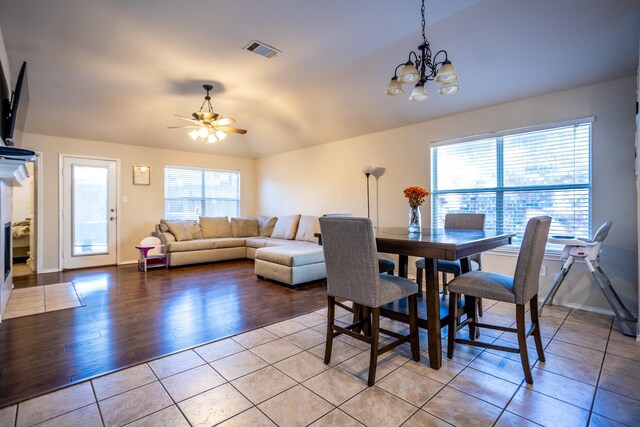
[255,245,326,287]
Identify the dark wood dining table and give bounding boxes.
[375,227,515,369]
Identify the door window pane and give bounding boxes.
[72,165,109,255]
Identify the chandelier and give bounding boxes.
[169,84,247,144]
[385,0,459,101]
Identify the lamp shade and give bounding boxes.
[409,84,428,102]
[438,82,460,95]
[216,130,227,141]
[398,61,419,84]
[385,77,405,96]
[435,60,458,83]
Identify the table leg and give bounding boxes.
[424,257,441,369]
[398,255,408,278]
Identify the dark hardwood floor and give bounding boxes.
[0,260,328,408]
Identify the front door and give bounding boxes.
[62,156,117,269]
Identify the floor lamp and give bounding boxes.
[362,166,374,219]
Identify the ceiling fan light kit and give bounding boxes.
[386,0,460,101]
[169,84,247,144]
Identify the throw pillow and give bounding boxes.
[159,219,170,232]
[200,216,233,238]
[271,214,301,240]
[185,220,203,239]
[165,221,193,242]
[295,215,320,243]
[231,217,259,237]
[258,216,278,237]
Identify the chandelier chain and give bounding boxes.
[421,0,426,45]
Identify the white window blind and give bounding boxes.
[431,122,591,246]
[164,166,240,220]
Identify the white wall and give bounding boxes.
[257,76,638,315]
[22,134,257,271]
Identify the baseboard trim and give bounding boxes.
[550,299,616,317]
[118,260,137,266]
[37,268,60,274]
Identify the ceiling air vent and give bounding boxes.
[244,40,281,58]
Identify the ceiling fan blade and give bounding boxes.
[167,125,199,129]
[211,117,236,126]
[174,115,202,125]
[217,126,247,135]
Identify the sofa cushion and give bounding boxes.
[160,231,176,243]
[167,239,216,252]
[212,238,247,249]
[271,215,301,240]
[256,245,324,267]
[245,237,272,248]
[258,216,278,237]
[231,217,259,237]
[200,216,233,238]
[165,221,193,241]
[185,220,203,239]
[295,215,320,243]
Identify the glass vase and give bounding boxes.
[408,205,422,234]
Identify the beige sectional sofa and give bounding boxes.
[153,214,326,286]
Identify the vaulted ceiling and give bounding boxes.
[0,0,638,158]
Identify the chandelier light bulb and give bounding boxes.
[189,130,199,140]
[216,130,227,141]
[207,133,218,144]
[398,61,419,84]
[385,77,405,96]
[438,82,460,95]
[409,84,428,102]
[435,60,458,83]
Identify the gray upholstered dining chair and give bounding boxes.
[322,213,395,275]
[319,216,420,386]
[415,213,486,294]
[446,215,551,384]
[415,213,485,317]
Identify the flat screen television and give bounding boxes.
[2,61,28,147]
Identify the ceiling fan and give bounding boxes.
[168,84,247,144]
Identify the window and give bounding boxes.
[431,121,591,246]
[164,166,240,220]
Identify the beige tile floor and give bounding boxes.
[1,300,639,427]
[2,282,82,319]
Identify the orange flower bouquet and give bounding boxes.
[403,186,430,208]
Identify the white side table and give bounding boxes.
[135,245,167,272]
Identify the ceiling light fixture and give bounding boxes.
[385,0,459,101]
[168,84,247,144]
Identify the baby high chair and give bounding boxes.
[540,221,637,336]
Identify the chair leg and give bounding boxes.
[477,298,484,317]
[516,303,534,384]
[367,307,381,386]
[408,294,420,361]
[442,272,448,295]
[467,295,477,341]
[324,296,335,365]
[530,294,546,363]
[416,267,423,298]
[447,291,458,359]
